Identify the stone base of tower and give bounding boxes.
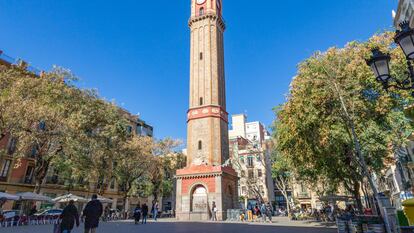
[175,165,238,221]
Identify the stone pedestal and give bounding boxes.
[175,165,238,221]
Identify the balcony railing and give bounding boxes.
[0,51,16,64]
[0,50,42,76]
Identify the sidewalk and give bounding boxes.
[114,217,337,229]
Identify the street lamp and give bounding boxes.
[367,21,414,96]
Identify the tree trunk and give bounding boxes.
[332,81,390,233]
[123,195,128,220]
[33,165,48,194]
[34,179,42,194]
[282,191,290,214]
[352,181,363,212]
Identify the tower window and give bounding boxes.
[199,7,205,16]
[199,97,203,106]
[198,141,202,150]
[200,52,203,60]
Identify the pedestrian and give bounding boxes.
[211,201,217,221]
[133,204,141,224]
[141,203,148,224]
[103,206,110,222]
[29,204,38,216]
[260,203,266,222]
[152,201,159,221]
[61,200,80,233]
[265,202,273,223]
[253,205,260,221]
[82,194,103,233]
[0,197,6,216]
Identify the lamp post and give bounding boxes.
[367,21,414,96]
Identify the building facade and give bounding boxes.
[228,114,275,206]
[0,51,155,212]
[394,0,414,27]
[175,0,238,221]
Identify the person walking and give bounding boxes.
[265,202,273,223]
[82,194,103,233]
[260,203,267,222]
[133,204,141,225]
[61,200,80,233]
[141,203,148,224]
[211,202,217,221]
[152,201,159,221]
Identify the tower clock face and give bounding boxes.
[196,0,206,5]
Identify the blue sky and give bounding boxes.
[0,0,396,141]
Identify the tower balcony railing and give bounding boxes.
[189,12,226,29]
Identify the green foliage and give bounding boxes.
[274,32,413,200]
[0,64,181,198]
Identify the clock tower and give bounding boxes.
[175,0,238,221]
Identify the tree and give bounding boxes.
[0,66,84,193]
[150,138,183,201]
[114,136,155,213]
[271,147,292,214]
[275,32,413,211]
[0,64,130,194]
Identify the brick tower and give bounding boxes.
[175,0,238,221]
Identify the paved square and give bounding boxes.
[0,221,336,233]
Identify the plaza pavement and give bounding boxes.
[0,217,337,233]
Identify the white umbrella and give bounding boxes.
[16,192,54,203]
[97,195,113,204]
[53,194,88,203]
[0,192,19,201]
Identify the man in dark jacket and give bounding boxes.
[82,194,103,233]
[61,200,80,233]
[141,203,148,224]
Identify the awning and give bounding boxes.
[0,192,19,201]
[97,195,113,204]
[53,193,88,203]
[16,192,54,203]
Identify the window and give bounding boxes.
[248,170,254,179]
[240,157,245,164]
[258,169,262,177]
[247,157,254,167]
[242,186,247,195]
[127,126,133,134]
[199,7,205,16]
[199,97,203,106]
[198,141,202,150]
[241,171,246,177]
[24,165,35,184]
[0,160,11,178]
[200,52,203,60]
[7,138,17,155]
[136,125,142,135]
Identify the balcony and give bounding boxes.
[0,51,16,64]
[297,192,311,199]
[0,50,41,76]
